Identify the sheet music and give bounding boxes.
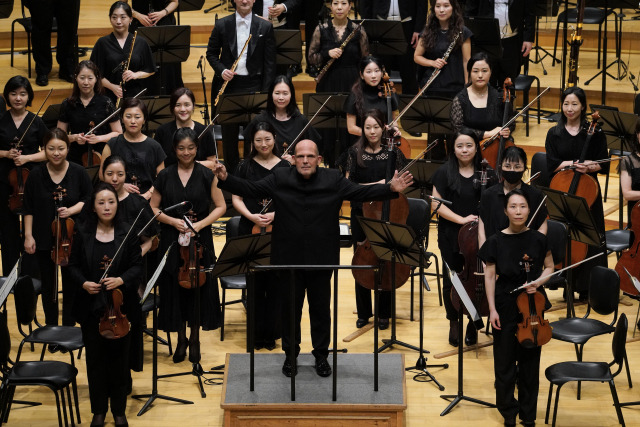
[140,243,174,304]
[444,260,482,327]
[0,256,21,307]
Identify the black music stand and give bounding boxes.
[541,187,605,317]
[530,0,561,75]
[274,29,302,68]
[464,17,502,61]
[140,96,173,136]
[361,20,407,56]
[176,0,205,24]
[215,92,268,125]
[0,0,13,19]
[397,96,453,136]
[358,217,448,390]
[595,108,636,228]
[406,159,444,200]
[440,260,495,416]
[41,103,62,130]
[137,26,191,95]
[302,93,349,164]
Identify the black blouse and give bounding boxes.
[106,134,166,193]
[450,86,509,142]
[0,111,47,183]
[344,84,399,126]
[131,0,175,30]
[621,152,640,223]
[118,193,157,239]
[418,26,473,94]
[154,121,216,168]
[242,110,322,153]
[23,162,92,249]
[544,124,609,178]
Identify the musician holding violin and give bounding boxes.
[68,182,143,427]
[345,109,407,329]
[0,76,47,275]
[151,128,226,364]
[479,188,554,427]
[57,60,123,167]
[23,129,92,327]
[431,129,496,347]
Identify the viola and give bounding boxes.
[51,186,74,267]
[480,78,515,170]
[515,254,552,348]
[615,201,640,296]
[7,136,28,214]
[379,70,411,159]
[251,199,273,235]
[98,255,130,339]
[81,121,102,168]
[178,211,206,289]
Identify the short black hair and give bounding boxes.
[121,97,148,122]
[3,76,34,107]
[503,188,530,210]
[172,127,199,150]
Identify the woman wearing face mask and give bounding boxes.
[478,146,547,248]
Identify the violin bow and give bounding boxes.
[283,95,333,157]
[396,139,438,176]
[525,171,540,184]
[15,88,53,149]
[85,88,147,137]
[526,195,547,229]
[197,113,221,159]
[99,208,146,282]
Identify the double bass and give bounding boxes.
[615,201,640,295]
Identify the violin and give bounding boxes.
[178,211,206,289]
[480,78,515,170]
[51,186,74,267]
[379,70,411,159]
[549,112,601,266]
[515,254,552,348]
[98,255,130,339]
[8,136,29,214]
[251,199,273,235]
[615,201,640,296]
[81,121,102,168]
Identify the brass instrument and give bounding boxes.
[314,20,366,84]
[214,34,252,106]
[566,0,585,88]
[116,31,137,108]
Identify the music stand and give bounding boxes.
[464,17,502,60]
[361,20,407,56]
[41,103,61,130]
[137,26,191,94]
[274,29,302,67]
[215,92,268,125]
[595,108,636,228]
[541,187,605,317]
[405,159,444,200]
[530,0,560,75]
[0,0,13,19]
[176,0,205,24]
[140,96,173,136]
[302,93,349,163]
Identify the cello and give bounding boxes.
[515,254,552,348]
[51,186,74,302]
[615,201,640,296]
[98,255,130,339]
[480,78,515,171]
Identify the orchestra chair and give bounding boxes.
[0,310,79,427]
[549,266,632,399]
[605,227,633,259]
[553,7,609,70]
[530,152,552,188]
[10,0,58,78]
[1,275,43,352]
[544,313,628,427]
[544,220,568,292]
[141,294,173,355]
[513,59,541,137]
[219,216,247,342]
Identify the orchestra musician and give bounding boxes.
[431,129,496,346]
[151,128,226,364]
[232,121,290,350]
[154,87,217,169]
[23,129,92,327]
[252,0,301,29]
[57,60,122,166]
[205,0,276,174]
[68,182,143,427]
[99,97,166,200]
[479,188,554,427]
[90,1,156,104]
[345,109,407,329]
[0,76,47,277]
[545,86,608,300]
[620,117,640,225]
[213,139,414,378]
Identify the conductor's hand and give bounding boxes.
[101,277,124,291]
[212,160,228,181]
[221,69,235,81]
[328,48,343,59]
[389,170,413,192]
[490,309,501,330]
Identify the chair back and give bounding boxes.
[611,313,628,373]
[13,275,36,326]
[546,220,567,266]
[588,266,620,318]
[530,152,551,188]
[226,216,241,240]
[406,198,430,241]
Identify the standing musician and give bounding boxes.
[99,97,166,200]
[23,129,92,327]
[57,60,123,166]
[213,139,414,378]
[68,182,143,427]
[0,76,47,275]
[243,75,321,157]
[344,56,399,138]
[620,117,640,225]
[479,189,554,427]
[90,1,156,105]
[431,129,496,346]
[151,128,226,364]
[205,0,276,174]
[232,121,290,350]
[346,109,407,330]
[545,86,608,300]
[252,0,301,29]
[308,0,369,167]
[413,0,471,99]
[154,87,217,169]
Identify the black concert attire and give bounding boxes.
[90,32,156,104]
[242,110,322,154]
[154,163,221,333]
[0,112,47,277]
[106,134,166,194]
[451,86,511,142]
[23,162,92,326]
[235,157,290,347]
[346,146,407,321]
[431,162,496,320]
[25,0,79,80]
[253,0,301,28]
[621,153,640,225]
[68,221,142,418]
[154,121,217,168]
[58,95,119,165]
[308,19,369,168]
[479,229,549,424]
[206,11,276,174]
[545,124,608,293]
[302,1,325,74]
[218,166,398,361]
[344,85,399,130]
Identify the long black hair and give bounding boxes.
[82,182,121,230]
[266,75,300,118]
[420,0,465,50]
[68,60,103,104]
[445,127,483,194]
[352,109,386,168]
[553,86,588,136]
[350,56,385,120]
[247,121,280,159]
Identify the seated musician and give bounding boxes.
[620,117,640,225]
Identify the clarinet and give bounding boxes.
[566,0,585,88]
[116,31,137,108]
[314,20,366,83]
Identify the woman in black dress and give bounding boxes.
[154,87,217,170]
[90,1,156,104]
[23,129,92,326]
[479,189,554,427]
[414,0,472,99]
[431,128,496,346]
[57,60,122,166]
[243,75,321,158]
[151,127,225,364]
[620,117,640,224]
[545,86,608,298]
[233,121,290,350]
[346,109,407,329]
[68,182,142,427]
[100,97,166,200]
[0,76,47,276]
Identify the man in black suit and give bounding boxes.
[465,0,535,84]
[206,0,276,173]
[213,140,414,378]
[252,0,300,29]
